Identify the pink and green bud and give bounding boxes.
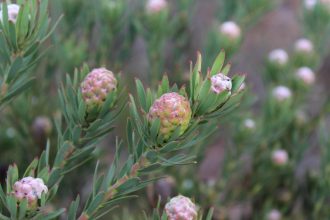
[304,0,317,10]
[165,195,198,220]
[32,116,52,137]
[0,4,20,23]
[272,149,288,166]
[294,38,314,55]
[267,209,282,220]
[295,67,315,86]
[13,177,48,208]
[268,49,288,66]
[272,86,292,102]
[146,0,168,14]
[81,68,117,113]
[219,21,241,41]
[148,92,191,140]
[243,118,256,130]
[211,73,232,94]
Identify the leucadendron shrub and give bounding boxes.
[0,1,247,219]
[0,46,245,219]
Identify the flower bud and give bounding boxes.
[267,209,282,220]
[268,49,289,66]
[148,92,191,140]
[219,21,241,41]
[243,118,256,130]
[304,0,318,10]
[272,149,288,166]
[165,195,198,220]
[295,67,315,85]
[294,38,314,54]
[81,68,117,113]
[272,86,292,102]
[0,4,20,23]
[32,117,52,135]
[13,177,48,208]
[211,73,232,94]
[146,0,168,14]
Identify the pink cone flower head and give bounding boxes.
[268,49,289,66]
[272,86,292,102]
[295,67,315,85]
[81,68,117,112]
[165,195,198,220]
[211,73,232,94]
[272,149,288,166]
[148,92,191,140]
[0,4,20,23]
[267,209,282,220]
[13,177,48,206]
[219,21,241,41]
[146,0,168,14]
[294,38,314,54]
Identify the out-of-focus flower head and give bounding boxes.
[146,0,168,14]
[268,49,289,66]
[272,149,288,166]
[272,86,292,102]
[219,21,241,41]
[295,67,315,86]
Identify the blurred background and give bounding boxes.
[1,0,330,219]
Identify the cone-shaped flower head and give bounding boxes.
[267,209,282,220]
[272,149,288,166]
[211,73,232,94]
[165,195,197,220]
[81,68,117,112]
[146,0,168,14]
[13,177,48,208]
[0,4,20,23]
[295,67,315,85]
[148,92,191,140]
[272,86,292,102]
[219,21,241,41]
[268,49,289,66]
[294,38,314,54]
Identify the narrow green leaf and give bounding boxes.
[210,50,225,76]
[23,158,38,177]
[85,192,106,215]
[68,196,80,220]
[136,79,147,112]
